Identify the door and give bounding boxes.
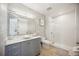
[30,38,41,55]
[21,40,32,56]
[49,21,56,42]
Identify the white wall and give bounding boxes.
[76,4,79,44]
[46,9,76,50]
[0,4,8,55]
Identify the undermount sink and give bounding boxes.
[8,33,37,41]
[6,35,41,45]
[23,35,33,39]
[23,36,30,39]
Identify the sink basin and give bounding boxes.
[8,33,37,40]
[23,37,30,39]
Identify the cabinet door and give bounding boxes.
[30,38,41,55]
[21,40,32,56]
[5,43,21,56]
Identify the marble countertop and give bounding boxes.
[6,35,41,45]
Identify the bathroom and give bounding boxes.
[0,3,79,56]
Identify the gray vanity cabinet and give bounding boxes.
[5,43,21,56]
[21,40,32,56]
[5,37,41,56]
[30,38,41,55]
[21,38,41,56]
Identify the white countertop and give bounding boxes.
[6,35,41,45]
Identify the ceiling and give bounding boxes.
[23,3,76,17]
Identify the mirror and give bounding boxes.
[17,17,28,35]
[8,12,36,36]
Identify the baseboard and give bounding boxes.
[42,40,72,51]
[52,43,72,51]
